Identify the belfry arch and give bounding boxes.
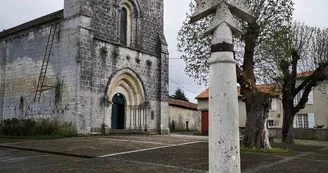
[105,68,149,130]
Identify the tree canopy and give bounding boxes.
[171,88,189,102]
[260,22,328,143]
[177,0,294,149]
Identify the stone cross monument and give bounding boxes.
[190,0,254,172]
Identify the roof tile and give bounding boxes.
[168,98,198,110]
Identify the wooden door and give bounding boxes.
[201,111,209,135]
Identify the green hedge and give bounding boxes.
[0,118,77,137]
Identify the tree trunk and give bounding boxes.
[282,101,295,143]
[243,92,272,149]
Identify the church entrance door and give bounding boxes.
[111,93,125,129]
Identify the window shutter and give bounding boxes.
[294,90,303,106]
[294,96,297,106]
[307,91,314,104]
[308,113,315,128]
[271,98,277,111]
[293,116,297,128]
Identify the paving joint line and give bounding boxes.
[0,141,203,160]
[0,144,95,159]
[96,138,173,146]
[98,141,203,158]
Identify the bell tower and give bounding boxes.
[64,0,93,18]
[62,0,169,134]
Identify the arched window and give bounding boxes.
[120,1,139,47]
[120,7,128,45]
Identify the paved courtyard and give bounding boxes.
[0,135,328,173]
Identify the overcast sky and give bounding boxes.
[1,0,327,103]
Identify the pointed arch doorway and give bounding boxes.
[111,93,125,129]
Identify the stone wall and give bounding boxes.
[169,106,201,131]
[77,37,161,128]
[0,16,83,129]
[268,128,328,141]
[88,0,164,55]
[75,36,167,132]
[0,41,5,120]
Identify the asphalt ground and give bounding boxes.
[0,135,328,173]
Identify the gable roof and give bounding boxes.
[0,10,64,39]
[195,88,209,100]
[196,84,280,100]
[168,98,198,110]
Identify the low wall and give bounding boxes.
[169,106,200,131]
[268,128,328,141]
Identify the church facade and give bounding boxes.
[0,0,169,134]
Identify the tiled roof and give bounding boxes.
[195,70,318,100]
[195,88,209,99]
[255,84,280,96]
[0,10,64,39]
[168,98,198,110]
[196,84,280,99]
[297,71,314,78]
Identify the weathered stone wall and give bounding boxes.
[0,41,5,120]
[88,0,164,55]
[0,16,83,128]
[76,36,165,131]
[169,106,201,131]
[269,128,328,141]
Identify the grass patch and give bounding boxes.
[0,118,77,138]
[240,145,291,153]
[171,130,198,133]
[193,131,207,136]
[295,138,328,142]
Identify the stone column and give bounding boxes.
[208,18,240,173]
[133,106,137,129]
[190,1,254,172]
[129,105,132,129]
[107,105,112,129]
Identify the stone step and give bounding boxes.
[106,129,149,134]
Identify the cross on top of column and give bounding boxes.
[190,0,255,37]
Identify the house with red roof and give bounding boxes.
[196,81,327,135]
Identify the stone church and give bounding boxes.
[0,0,169,134]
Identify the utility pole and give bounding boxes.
[190,0,254,172]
